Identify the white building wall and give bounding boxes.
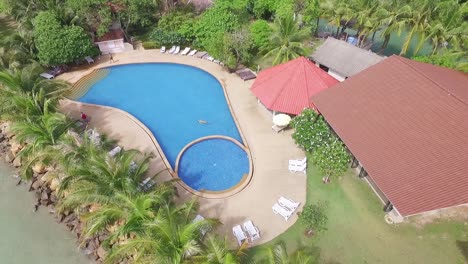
[97,39,125,54]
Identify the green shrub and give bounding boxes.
[142,41,160,49]
[290,109,334,152]
[249,20,272,50]
[149,29,186,46]
[33,11,94,65]
[299,201,328,231]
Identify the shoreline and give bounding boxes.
[0,122,99,263]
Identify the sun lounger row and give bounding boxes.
[232,220,260,246]
[160,46,225,65]
[272,196,301,221]
[160,46,198,56]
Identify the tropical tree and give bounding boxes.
[79,189,174,245]
[290,109,334,153]
[106,199,219,263]
[253,243,315,264]
[311,137,350,182]
[58,149,162,211]
[11,111,75,179]
[195,235,247,264]
[263,16,309,65]
[0,63,69,120]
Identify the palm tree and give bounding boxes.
[79,188,174,245]
[253,243,315,264]
[12,111,75,179]
[263,16,309,65]
[58,149,166,211]
[194,235,246,264]
[106,199,219,264]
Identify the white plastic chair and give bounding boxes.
[272,203,293,221]
[278,196,300,212]
[243,220,260,241]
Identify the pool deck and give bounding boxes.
[58,50,306,246]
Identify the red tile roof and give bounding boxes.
[251,57,339,115]
[313,55,468,216]
[95,29,124,43]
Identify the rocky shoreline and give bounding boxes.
[0,122,107,263]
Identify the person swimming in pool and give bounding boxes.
[198,120,208,124]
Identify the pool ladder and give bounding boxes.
[66,68,110,100]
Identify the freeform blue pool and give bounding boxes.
[79,63,250,193]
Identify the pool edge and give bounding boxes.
[63,62,254,199]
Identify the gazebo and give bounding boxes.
[250,56,339,116]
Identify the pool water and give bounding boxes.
[79,63,249,192]
[178,138,249,191]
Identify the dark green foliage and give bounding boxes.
[249,20,272,50]
[252,0,277,20]
[142,41,160,49]
[194,1,245,49]
[149,28,186,46]
[311,137,350,178]
[157,11,196,42]
[290,109,333,152]
[300,201,328,231]
[33,11,94,65]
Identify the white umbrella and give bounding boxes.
[273,114,291,127]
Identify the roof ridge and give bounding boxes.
[394,56,468,107]
[269,60,298,109]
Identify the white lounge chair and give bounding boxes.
[243,220,260,241]
[192,214,209,236]
[168,46,176,54]
[289,157,307,166]
[288,163,306,173]
[278,196,300,212]
[40,73,54,79]
[213,59,220,64]
[206,56,214,61]
[85,56,94,64]
[188,49,197,56]
[181,47,190,55]
[272,203,293,221]
[108,146,122,157]
[232,225,247,246]
[173,46,181,54]
[160,46,166,53]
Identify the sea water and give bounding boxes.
[0,161,90,264]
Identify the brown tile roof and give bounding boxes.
[95,29,124,43]
[312,55,468,216]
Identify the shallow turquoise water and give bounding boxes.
[79,63,249,191]
[0,161,90,264]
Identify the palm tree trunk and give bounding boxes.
[316,17,320,36]
[400,26,416,55]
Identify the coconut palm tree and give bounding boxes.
[12,111,75,179]
[253,243,315,264]
[79,188,174,244]
[106,199,219,264]
[58,149,166,210]
[193,235,247,264]
[263,16,309,65]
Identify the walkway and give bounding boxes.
[58,50,306,246]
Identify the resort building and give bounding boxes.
[94,28,133,55]
[310,37,384,81]
[312,55,468,221]
[251,56,339,116]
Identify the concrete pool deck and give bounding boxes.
[58,50,306,246]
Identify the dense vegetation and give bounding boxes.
[0,0,467,263]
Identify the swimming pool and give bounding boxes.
[78,63,250,193]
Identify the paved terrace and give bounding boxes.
[58,50,306,246]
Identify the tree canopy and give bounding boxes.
[33,11,94,65]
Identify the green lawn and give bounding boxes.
[248,160,467,263]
